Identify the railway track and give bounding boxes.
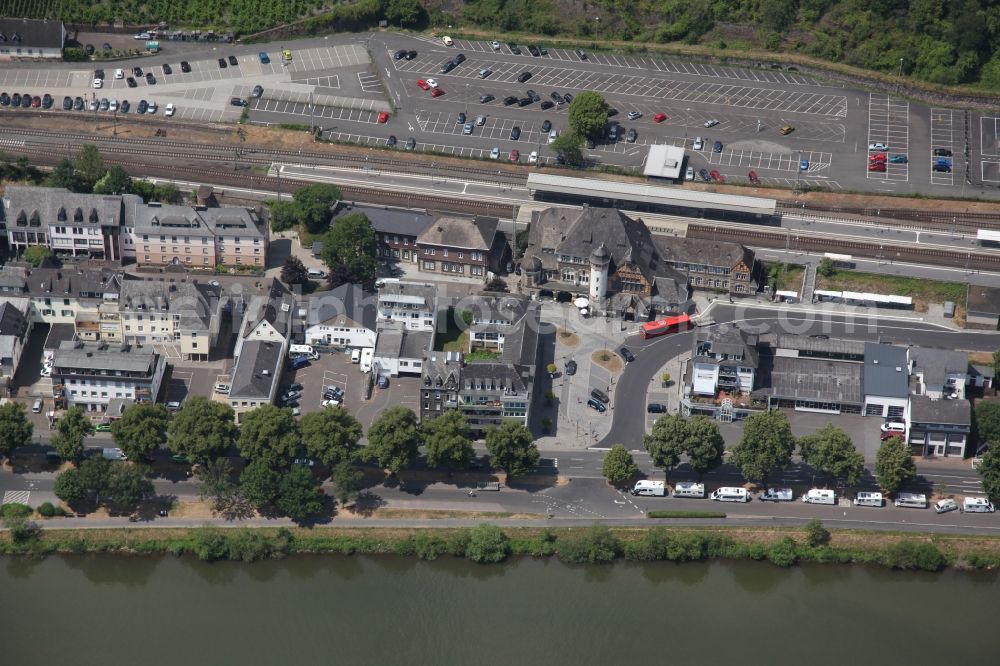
[687,223,1000,271]
[778,201,1000,232]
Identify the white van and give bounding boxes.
[673,482,705,499]
[710,487,750,503]
[289,344,318,360]
[893,492,927,509]
[963,497,996,513]
[853,491,883,507]
[350,348,361,364]
[802,488,836,505]
[306,268,326,279]
[631,480,666,497]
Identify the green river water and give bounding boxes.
[1,555,997,665]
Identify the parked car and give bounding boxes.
[509,149,520,162]
[575,48,587,60]
[587,398,607,413]
[591,388,610,404]
[510,126,521,140]
[165,103,175,117]
[214,384,230,394]
[647,403,666,414]
[868,162,886,172]
[889,154,908,163]
[704,119,719,127]
[416,79,430,91]
[748,170,760,184]
[252,85,264,98]
[626,128,637,143]
[126,77,137,88]
[933,148,952,157]
[780,124,795,135]
[259,52,270,64]
[490,146,500,160]
[517,71,532,83]
[405,137,416,150]
[759,488,794,502]
[710,170,725,183]
[430,88,445,97]
[387,135,397,147]
[627,111,642,120]
[713,140,723,153]
[699,168,711,182]
[218,57,227,68]
[693,136,704,150]
[799,159,809,171]
[503,96,518,106]
[868,142,888,151]
[685,166,695,181]
[180,61,191,72]
[95,424,111,436]
[653,112,666,123]
[565,359,577,375]
[162,63,172,75]
[137,100,148,114]
[934,498,958,514]
[480,94,495,103]
[228,55,238,66]
[165,401,182,412]
[618,347,635,363]
[62,95,72,110]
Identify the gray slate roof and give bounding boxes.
[52,341,156,373]
[862,342,909,398]
[422,352,463,389]
[468,293,530,335]
[0,300,28,338]
[374,325,431,359]
[694,327,759,367]
[463,362,528,393]
[120,277,216,332]
[308,283,377,330]
[242,279,294,339]
[378,281,436,310]
[909,395,971,426]
[0,18,64,49]
[655,236,754,270]
[229,339,283,400]
[909,347,968,386]
[333,202,434,238]
[130,201,264,239]
[3,186,124,228]
[417,214,499,250]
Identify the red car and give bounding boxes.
[509,149,520,162]
[868,162,886,172]
[377,111,388,124]
[710,170,725,183]
[653,112,666,123]
[748,170,760,185]
[31,96,41,107]
[416,79,430,91]
[869,153,887,162]
[430,87,444,97]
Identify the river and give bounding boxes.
[1,554,997,664]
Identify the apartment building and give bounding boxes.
[304,283,377,349]
[51,341,166,412]
[416,214,509,278]
[376,282,436,331]
[655,237,757,296]
[119,278,222,361]
[0,299,31,387]
[331,203,433,265]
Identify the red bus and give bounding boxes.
[640,314,691,339]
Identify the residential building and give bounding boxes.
[0,266,123,342]
[332,203,433,265]
[966,285,1000,330]
[122,200,267,268]
[50,341,166,412]
[2,186,129,260]
[0,18,65,60]
[119,277,222,361]
[654,236,757,296]
[862,343,910,419]
[416,213,509,278]
[522,206,689,318]
[690,327,759,398]
[0,299,31,388]
[373,323,432,377]
[909,347,968,400]
[376,281,436,331]
[229,280,294,421]
[304,283,377,349]
[907,395,972,458]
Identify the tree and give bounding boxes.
[52,407,94,463]
[111,403,169,462]
[977,447,1000,501]
[293,183,342,234]
[483,277,509,293]
[685,416,726,480]
[321,212,379,286]
[54,467,88,506]
[240,459,282,508]
[93,165,132,195]
[325,263,354,289]
[386,0,424,26]
[276,464,323,522]
[366,406,420,474]
[874,436,916,494]
[602,444,639,488]
[421,410,474,470]
[331,462,364,506]
[975,401,1000,449]
[46,158,82,192]
[237,404,301,469]
[551,131,585,166]
[465,523,510,563]
[642,413,687,480]
[23,245,53,267]
[484,421,540,478]
[167,396,237,462]
[197,458,237,511]
[816,257,836,277]
[730,410,796,487]
[280,255,309,286]
[798,423,865,488]
[992,348,1000,386]
[0,401,33,460]
[106,463,154,509]
[300,406,363,468]
[74,144,105,189]
[567,91,610,141]
[268,200,300,232]
[805,519,831,547]
[78,457,111,504]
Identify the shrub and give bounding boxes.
[805,519,831,547]
[466,524,510,564]
[556,525,621,564]
[664,533,708,562]
[393,537,416,556]
[226,529,273,562]
[748,543,767,560]
[37,502,57,518]
[622,526,670,561]
[190,529,229,562]
[647,510,726,519]
[882,541,947,571]
[445,529,471,557]
[0,503,33,519]
[413,534,448,561]
[766,537,800,567]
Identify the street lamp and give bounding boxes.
[897,58,904,93]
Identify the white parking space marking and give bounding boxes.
[2,490,30,506]
[706,148,832,173]
[980,116,1000,157]
[251,98,380,124]
[982,161,1000,184]
[357,72,383,94]
[866,94,909,182]
[930,108,956,186]
[392,58,848,117]
[293,75,341,89]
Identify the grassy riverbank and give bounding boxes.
[3,523,1000,571]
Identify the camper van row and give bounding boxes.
[630,481,995,514]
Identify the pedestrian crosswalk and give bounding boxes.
[2,490,31,506]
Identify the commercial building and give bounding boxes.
[373,323,432,377]
[50,341,166,412]
[862,343,910,419]
[416,213,509,278]
[655,237,758,296]
[966,285,1000,330]
[0,19,65,60]
[907,395,972,458]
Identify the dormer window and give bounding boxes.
[89,209,99,223]
[74,208,83,222]
[57,207,67,221]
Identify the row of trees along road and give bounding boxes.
[633,410,918,495]
[34,398,539,522]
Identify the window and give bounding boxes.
[443,249,449,257]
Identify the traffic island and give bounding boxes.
[591,349,624,373]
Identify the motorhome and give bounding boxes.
[893,493,927,509]
[963,497,996,513]
[631,480,666,497]
[289,344,318,360]
[351,348,361,364]
[360,348,374,373]
[759,488,794,502]
[673,482,705,499]
[709,487,750,503]
[802,488,836,505]
[853,492,884,507]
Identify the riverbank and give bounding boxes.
[3,523,1000,571]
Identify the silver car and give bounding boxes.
[463,123,473,135]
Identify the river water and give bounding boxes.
[1,554,997,664]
